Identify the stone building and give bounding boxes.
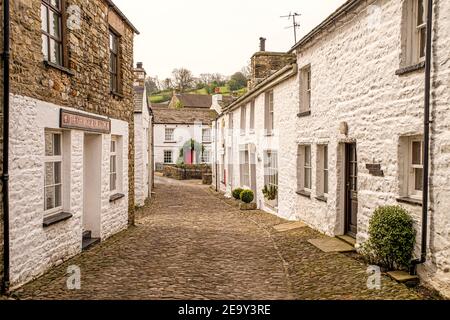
[0,0,139,289]
[133,62,152,207]
[153,94,217,169]
[212,0,450,297]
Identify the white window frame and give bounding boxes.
[44,130,63,217]
[264,150,278,200]
[403,0,428,66]
[416,0,427,62]
[164,150,173,164]
[240,105,247,135]
[201,149,211,163]
[316,145,329,197]
[165,128,175,142]
[300,65,311,113]
[297,145,312,192]
[202,128,211,143]
[110,137,118,194]
[249,100,255,133]
[240,144,250,187]
[408,138,424,199]
[265,91,274,135]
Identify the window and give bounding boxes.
[400,135,424,199]
[164,150,173,164]
[201,149,211,163]
[109,30,121,93]
[264,91,274,135]
[228,113,233,137]
[44,131,63,215]
[317,145,329,197]
[264,151,278,206]
[202,128,211,143]
[402,0,428,66]
[41,0,66,66]
[240,106,247,135]
[240,145,250,187]
[110,138,118,193]
[297,145,312,192]
[165,128,175,142]
[249,100,255,132]
[300,65,311,114]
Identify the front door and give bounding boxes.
[345,143,358,237]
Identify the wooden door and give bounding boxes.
[345,143,358,237]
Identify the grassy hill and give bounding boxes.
[150,86,247,104]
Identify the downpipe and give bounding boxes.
[1,0,11,294]
[410,0,433,276]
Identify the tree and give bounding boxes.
[227,72,248,91]
[145,76,160,95]
[161,78,173,91]
[172,68,194,93]
[210,73,227,87]
[241,61,251,79]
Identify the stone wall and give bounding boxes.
[214,0,450,298]
[249,52,296,89]
[8,0,136,224]
[0,0,4,286]
[163,164,211,180]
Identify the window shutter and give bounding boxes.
[264,93,269,134]
[297,146,302,191]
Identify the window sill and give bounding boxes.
[43,212,73,228]
[395,61,425,76]
[265,132,275,137]
[297,110,311,118]
[249,130,255,134]
[296,190,311,199]
[43,60,75,76]
[315,195,328,203]
[110,193,125,202]
[111,91,124,99]
[164,141,177,144]
[396,197,423,207]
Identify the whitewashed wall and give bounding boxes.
[9,94,129,288]
[134,94,150,207]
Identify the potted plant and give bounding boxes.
[262,185,278,208]
[232,188,244,205]
[239,190,256,210]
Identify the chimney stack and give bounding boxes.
[259,37,266,52]
[133,62,146,88]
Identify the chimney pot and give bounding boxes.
[137,62,143,69]
[259,37,266,52]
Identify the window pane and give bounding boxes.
[49,10,61,38]
[412,141,422,165]
[110,174,116,191]
[45,132,53,156]
[42,35,49,60]
[324,146,328,170]
[415,168,423,191]
[110,155,116,173]
[41,5,48,32]
[50,0,60,9]
[417,0,425,26]
[54,162,61,184]
[49,39,62,64]
[45,162,54,186]
[55,184,62,207]
[305,168,311,189]
[419,27,426,58]
[53,134,61,156]
[45,186,55,211]
[324,170,329,194]
[111,140,116,153]
[305,146,311,166]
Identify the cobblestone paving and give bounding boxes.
[14,176,425,300]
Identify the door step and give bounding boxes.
[82,230,100,251]
[336,235,357,247]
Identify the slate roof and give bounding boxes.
[175,94,212,108]
[152,105,217,125]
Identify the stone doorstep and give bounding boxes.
[387,271,420,284]
[308,237,356,253]
[336,235,357,247]
[239,202,257,210]
[273,221,307,232]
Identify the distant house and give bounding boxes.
[152,94,217,170]
[133,63,153,207]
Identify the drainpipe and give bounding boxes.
[215,118,218,192]
[411,0,433,274]
[1,0,11,294]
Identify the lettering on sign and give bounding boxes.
[60,110,111,134]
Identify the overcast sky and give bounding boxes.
[113,0,347,80]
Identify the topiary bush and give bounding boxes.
[232,188,244,200]
[240,190,254,204]
[361,205,416,271]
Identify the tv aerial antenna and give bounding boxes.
[281,12,301,44]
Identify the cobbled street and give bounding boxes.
[14,176,425,300]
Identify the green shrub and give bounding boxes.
[362,206,416,271]
[232,188,244,200]
[262,185,277,200]
[240,190,254,204]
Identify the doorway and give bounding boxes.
[345,143,358,238]
[83,134,102,241]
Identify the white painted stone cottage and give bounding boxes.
[212,0,450,297]
[133,63,153,207]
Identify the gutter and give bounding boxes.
[225,63,298,113]
[411,0,434,273]
[1,0,10,294]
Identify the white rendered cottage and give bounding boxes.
[212,0,450,297]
